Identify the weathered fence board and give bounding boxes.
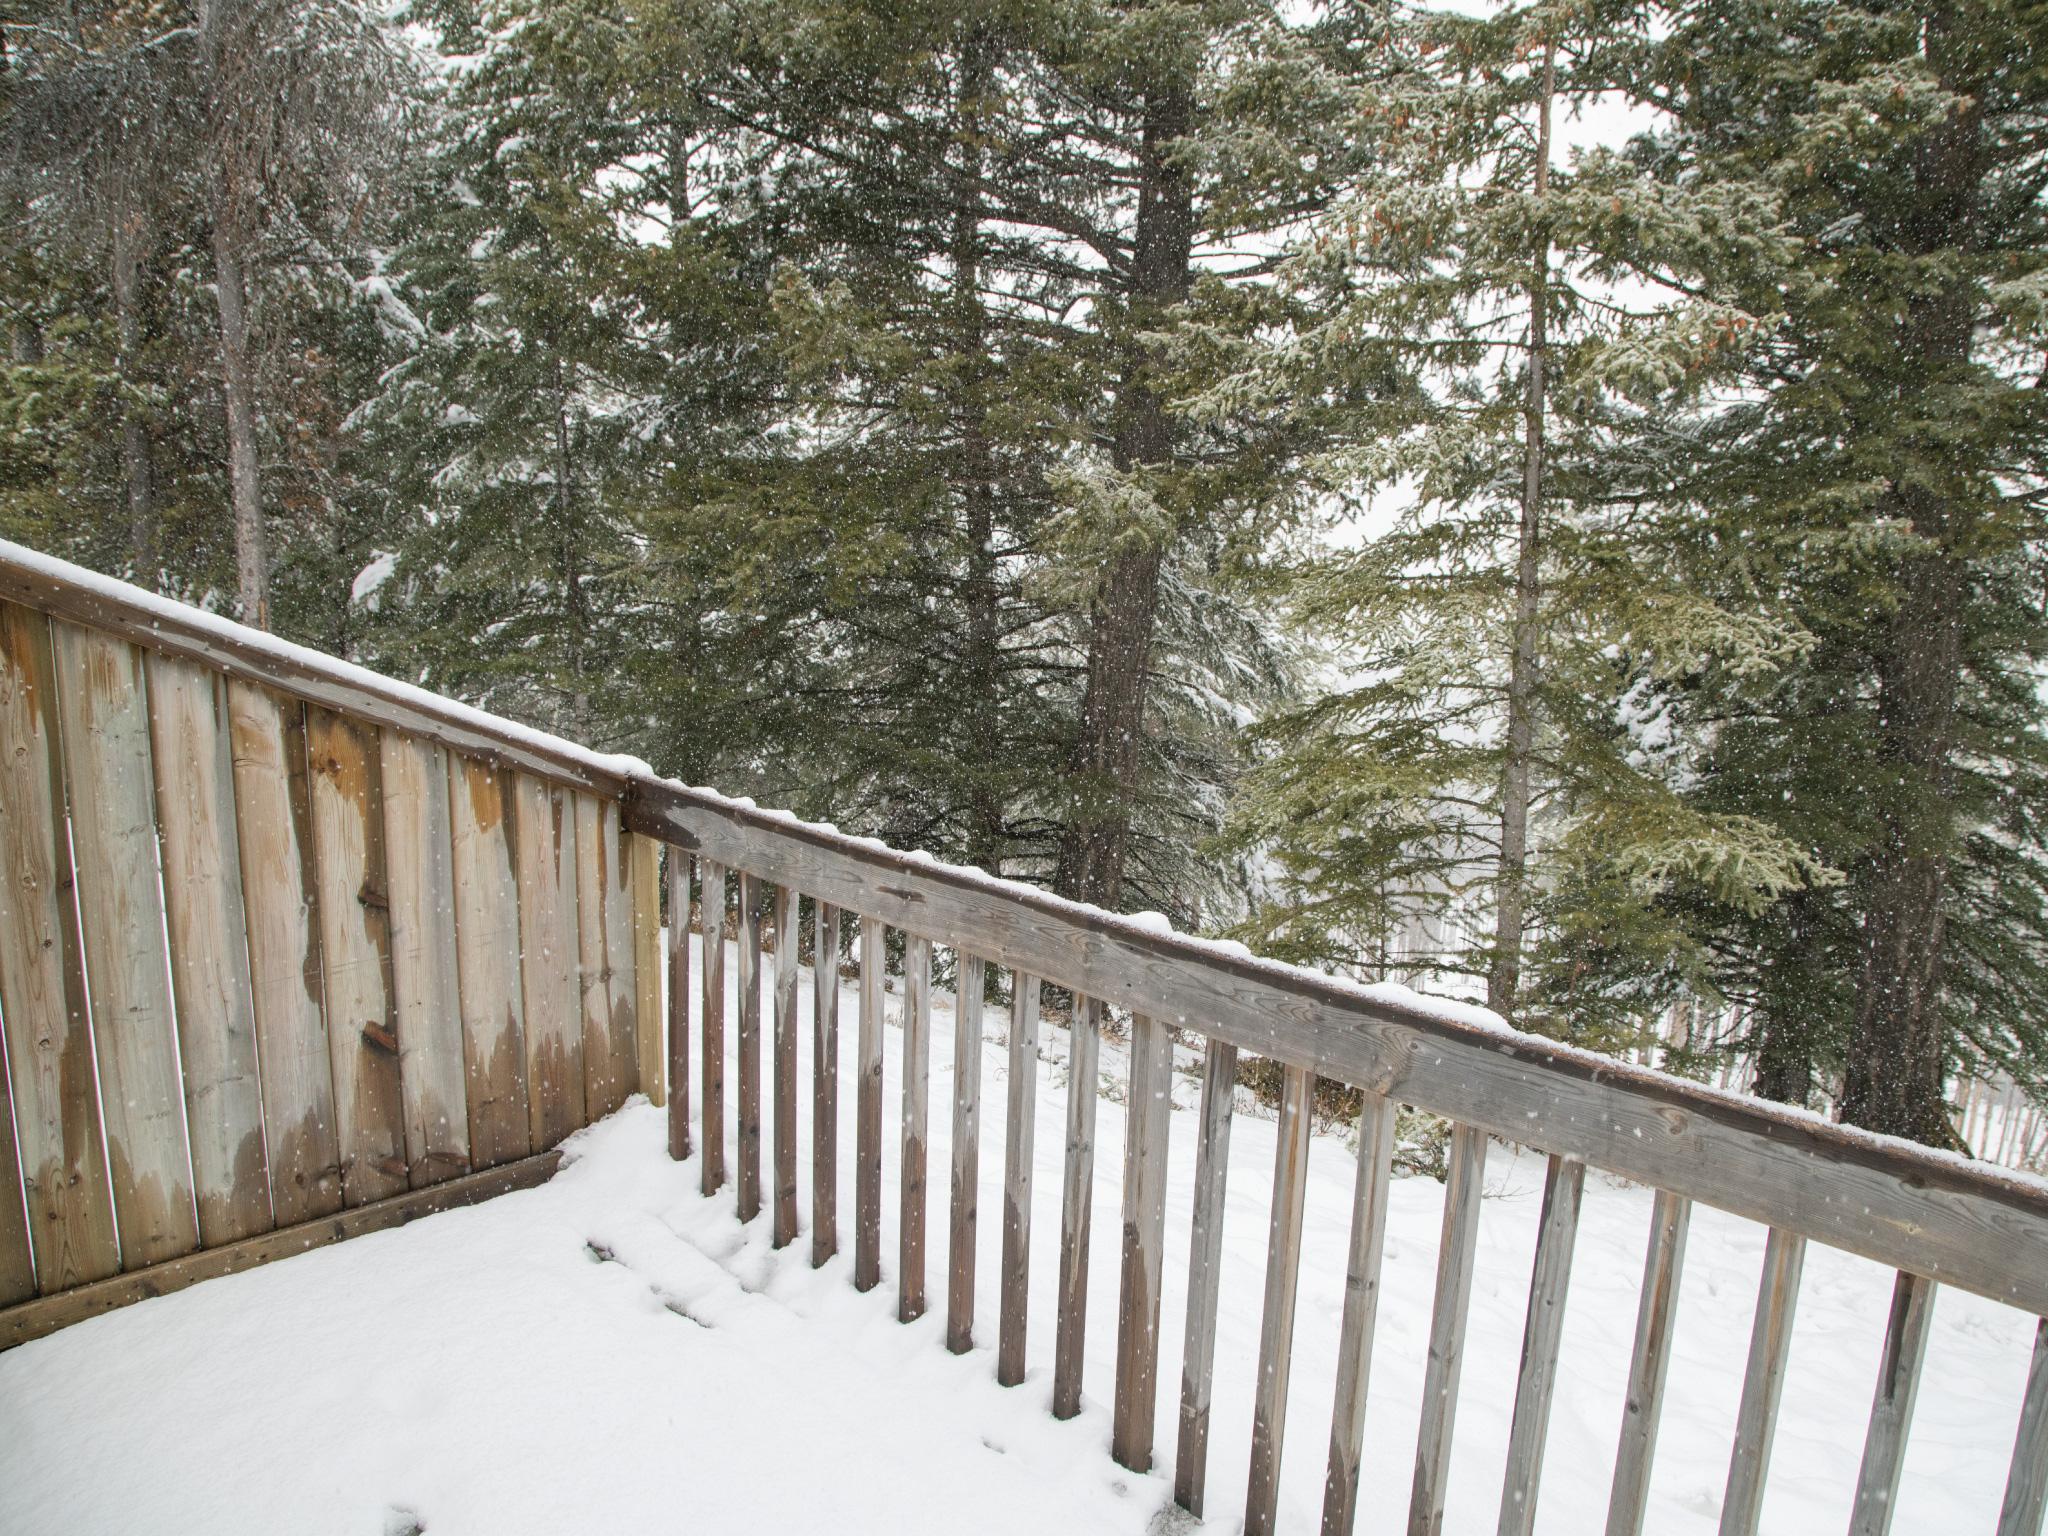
[773,883,800,1249]
[900,934,932,1324]
[1498,1155,1587,1536]
[2000,1317,2048,1536]
[737,872,764,1224]
[633,833,663,1108]
[998,973,1040,1386]
[700,861,728,1196]
[855,915,884,1292]
[514,773,585,1150]
[1606,1189,1692,1536]
[0,1031,33,1305]
[448,756,531,1170]
[1409,1122,1489,1536]
[1113,1011,1173,1471]
[812,901,841,1267]
[1720,1228,1807,1536]
[948,951,985,1354]
[1053,996,1102,1420]
[668,849,693,1161]
[1175,1037,1238,1516]
[600,803,640,1106]
[1246,1063,1315,1536]
[1849,1271,1936,1536]
[1323,1090,1396,1536]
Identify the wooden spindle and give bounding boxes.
[1848,1272,1937,1536]
[1498,1155,1586,1536]
[854,915,885,1293]
[1408,1122,1489,1536]
[1322,1090,1397,1536]
[1998,1316,2048,1536]
[699,860,727,1196]
[666,849,692,1161]
[948,951,986,1353]
[1175,1037,1238,1515]
[1246,1063,1315,1536]
[736,871,763,1223]
[1606,1189,1691,1536]
[1719,1227,1806,1536]
[1052,995,1102,1420]
[998,974,1040,1386]
[1113,1012,1173,1471]
[899,933,932,1323]
[772,884,800,1248]
[812,901,840,1267]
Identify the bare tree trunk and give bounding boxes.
[1055,70,1194,910]
[1487,40,1553,1020]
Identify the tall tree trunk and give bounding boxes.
[1055,70,1194,910]
[111,215,155,577]
[1487,40,1554,1020]
[1751,892,1820,1107]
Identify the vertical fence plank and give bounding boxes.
[1052,995,1103,1419]
[1719,1227,1807,1536]
[855,914,885,1292]
[513,774,584,1150]
[231,681,345,1222]
[447,756,531,1170]
[1848,1272,1937,1536]
[53,623,197,1269]
[0,603,118,1291]
[899,933,932,1324]
[1999,1316,2048,1536]
[998,973,1040,1386]
[667,848,692,1161]
[573,793,610,1119]
[382,731,470,1188]
[146,654,270,1246]
[773,883,800,1249]
[633,833,663,1108]
[1606,1189,1692,1536]
[948,951,986,1354]
[1175,1036,1238,1514]
[305,708,407,1206]
[1245,1062,1315,1536]
[736,871,764,1223]
[1323,1090,1398,1536]
[1497,1154,1587,1536]
[811,901,840,1267]
[700,860,728,1196]
[601,802,640,1105]
[0,1024,32,1304]
[1408,1122,1490,1536]
[1113,1011,1173,1471]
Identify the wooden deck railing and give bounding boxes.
[0,538,2043,1536]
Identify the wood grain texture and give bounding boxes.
[700,861,728,1196]
[0,602,118,1292]
[1112,1011,1172,1471]
[947,951,985,1354]
[811,901,840,1267]
[513,774,585,1150]
[1497,1155,1586,1536]
[381,730,470,1189]
[998,974,1040,1387]
[1719,1228,1806,1536]
[627,779,2048,1315]
[1848,1271,1936,1536]
[773,883,800,1249]
[1408,1123,1490,1536]
[229,681,344,1224]
[899,933,932,1324]
[52,622,197,1269]
[146,654,271,1245]
[854,915,884,1292]
[1245,1063,1314,1536]
[1606,1189,1692,1536]
[1052,996,1102,1420]
[306,707,408,1207]
[0,1150,562,1350]
[0,1018,33,1304]
[736,871,763,1224]
[600,802,640,1106]
[1998,1316,2048,1536]
[448,755,531,1170]
[574,794,617,1120]
[1323,1091,1397,1536]
[668,849,692,1161]
[633,833,663,1108]
[1174,1037,1238,1515]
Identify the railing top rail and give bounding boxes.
[3,537,2045,1315]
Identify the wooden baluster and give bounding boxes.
[630,834,662,1108]
[1175,1037,1238,1515]
[667,849,692,1161]
[1052,995,1103,1418]
[1408,1122,1490,1536]
[1498,1155,1587,1536]
[854,915,885,1292]
[1606,1189,1692,1536]
[600,805,640,1104]
[736,871,763,1223]
[699,860,727,1196]
[997,973,1041,1386]
[1998,1316,2048,1536]
[811,901,840,1267]
[1848,1272,1937,1536]
[1113,1012,1174,1470]
[512,773,583,1152]
[1246,1063,1315,1536]
[1719,1228,1807,1536]
[573,793,613,1120]
[948,951,986,1353]
[772,884,800,1248]
[1322,1090,1397,1536]
[900,933,932,1322]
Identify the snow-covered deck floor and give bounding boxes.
[2,941,2040,1535]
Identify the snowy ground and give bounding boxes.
[2,936,2039,1536]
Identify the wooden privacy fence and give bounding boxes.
[1,543,2046,1536]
